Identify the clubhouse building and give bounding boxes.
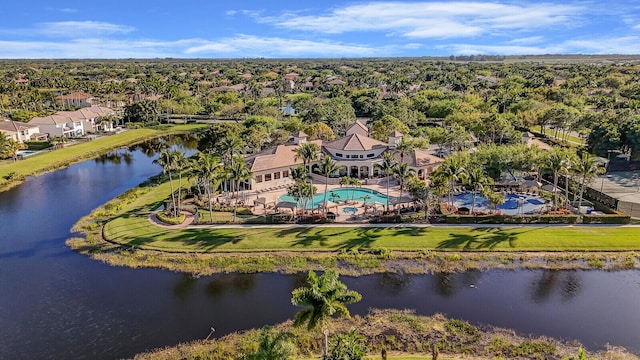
[244,120,444,192]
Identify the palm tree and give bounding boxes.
[291,270,362,358]
[544,148,573,209]
[318,156,339,214]
[408,177,431,221]
[154,149,178,217]
[228,157,253,223]
[173,151,188,214]
[294,142,319,174]
[434,156,468,209]
[394,140,414,165]
[465,167,492,214]
[239,327,296,360]
[392,162,412,212]
[572,153,606,213]
[191,154,222,223]
[0,138,22,161]
[219,136,244,165]
[295,142,319,211]
[380,152,398,211]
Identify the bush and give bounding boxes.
[23,141,51,150]
[156,211,185,225]
[444,214,578,224]
[582,213,631,224]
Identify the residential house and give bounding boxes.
[28,106,116,137]
[57,92,96,108]
[0,120,47,143]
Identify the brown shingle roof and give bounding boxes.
[323,133,387,151]
[346,120,368,133]
[389,130,404,137]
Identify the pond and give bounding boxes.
[1,136,639,359]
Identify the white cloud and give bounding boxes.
[508,36,544,45]
[443,43,564,55]
[258,1,584,38]
[634,24,640,30]
[185,35,379,57]
[0,38,200,58]
[38,21,135,37]
[60,8,78,13]
[563,36,640,54]
[225,10,237,16]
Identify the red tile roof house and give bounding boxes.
[244,120,444,192]
[57,92,97,109]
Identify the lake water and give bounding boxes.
[1,137,639,359]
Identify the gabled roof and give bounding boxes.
[0,120,38,133]
[393,149,444,168]
[346,120,368,133]
[245,140,322,172]
[29,114,75,125]
[323,133,387,152]
[389,130,404,137]
[293,130,308,138]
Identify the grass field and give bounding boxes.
[102,181,640,254]
[0,124,204,190]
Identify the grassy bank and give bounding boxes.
[134,309,636,360]
[67,179,640,276]
[0,124,204,192]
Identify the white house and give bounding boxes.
[0,120,47,143]
[28,106,116,137]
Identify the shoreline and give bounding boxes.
[63,155,640,276]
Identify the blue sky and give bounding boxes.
[2,1,640,58]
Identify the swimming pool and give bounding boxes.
[342,207,358,214]
[279,187,394,209]
[452,192,547,215]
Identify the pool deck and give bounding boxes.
[244,183,410,222]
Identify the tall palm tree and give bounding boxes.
[173,151,188,214]
[318,156,339,214]
[434,156,468,209]
[291,270,362,358]
[380,152,398,211]
[392,162,412,212]
[572,153,606,213]
[544,148,573,209]
[465,167,492,214]
[154,149,178,217]
[295,142,319,211]
[219,136,244,165]
[228,157,253,223]
[191,154,222,223]
[394,140,414,165]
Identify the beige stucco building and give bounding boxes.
[244,120,444,191]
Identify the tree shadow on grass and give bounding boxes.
[437,227,523,250]
[338,228,378,250]
[127,229,243,251]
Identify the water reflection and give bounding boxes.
[94,151,133,165]
[376,272,413,295]
[205,274,256,297]
[128,134,199,157]
[531,271,583,303]
[432,271,483,297]
[173,274,197,300]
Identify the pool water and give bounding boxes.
[279,187,394,209]
[342,207,358,214]
[452,192,547,215]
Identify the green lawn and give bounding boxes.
[102,181,640,253]
[0,124,204,189]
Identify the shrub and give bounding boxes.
[156,212,185,225]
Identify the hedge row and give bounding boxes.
[443,214,579,224]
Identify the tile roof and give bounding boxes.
[393,149,444,168]
[323,133,387,151]
[57,92,93,100]
[29,107,115,125]
[0,120,38,133]
[346,119,368,133]
[245,140,322,172]
[389,130,404,137]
